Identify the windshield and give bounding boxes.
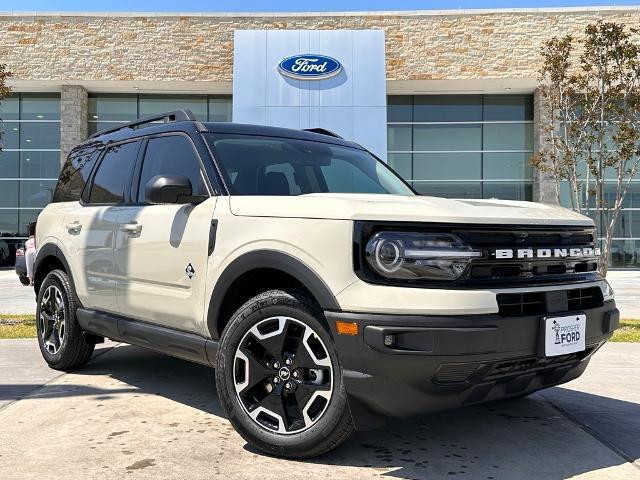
[205,133,414,196]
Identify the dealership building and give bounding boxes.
[0,6,639,267]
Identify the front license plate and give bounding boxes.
[544,314,586,357]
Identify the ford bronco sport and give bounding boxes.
[33,110,619,458]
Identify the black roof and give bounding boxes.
[83,109,363,150]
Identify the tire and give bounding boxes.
[18,276,30,286]
[216,289,354,458]
[36,269,94,371]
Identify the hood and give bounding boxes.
[229,193,593,226]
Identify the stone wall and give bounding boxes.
[0,9,639,83]
[60,85,87,163]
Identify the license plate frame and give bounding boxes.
[543,313,587,358]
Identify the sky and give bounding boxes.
[1,0,639,13]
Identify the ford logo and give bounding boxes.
[278,54,342,80]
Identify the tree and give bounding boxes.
[532,21,640,275]
[0,63,12,150]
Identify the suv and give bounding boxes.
[34,110,619,458]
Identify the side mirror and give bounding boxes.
[146,175,199,204]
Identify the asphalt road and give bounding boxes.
[0,340,638,480]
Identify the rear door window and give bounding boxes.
[88,141,140,204]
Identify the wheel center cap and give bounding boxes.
[278,367,291,380]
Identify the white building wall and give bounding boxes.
[232,29,388,160]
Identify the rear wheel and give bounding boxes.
[36,269,94,371]
[216,290,354,458]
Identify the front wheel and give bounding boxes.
[36,269,94,371]
[216,290,354,458]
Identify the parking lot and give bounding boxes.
[0,339,638,479]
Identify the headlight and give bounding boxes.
[365,231,483,281]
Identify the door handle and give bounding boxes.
[122,223,142,235]
[65,221,82,234]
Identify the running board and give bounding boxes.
[76,308,218,367]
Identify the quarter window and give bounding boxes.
[53,146,101,203]
[137,135,208,203]
[88,141,140,204]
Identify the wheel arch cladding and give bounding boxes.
[207,250,340,340]
[33,243,73,296]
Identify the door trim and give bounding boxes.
[76,308,218,366]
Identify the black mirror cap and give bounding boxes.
[146,175,193,204]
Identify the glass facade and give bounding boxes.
[88,94,232,135]
[560,183,640,268]
[0,93,60,265]
[387,95,534,200]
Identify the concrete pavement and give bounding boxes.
[607,270,640,319]
[0,269,36,314]
[0,340,638,479]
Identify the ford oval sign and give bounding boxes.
[278,54,342,80]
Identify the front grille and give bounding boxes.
[452,226,600,285]
[497,286,604,317]
[496,291,546,317]
[485,348,594,381]
[567,287,604,311]
[432,347,596,385]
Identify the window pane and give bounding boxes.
[20,151,61,179]
[208,97,232,122]
[19,209,41,236]
[1,121,20,149]
[483,123,533,151]
[20,94,60,120]
[54,146,102,203]
[20,180,56,208]
[413,124,482,151]
[0,237,22,266]
[483,152,533,180]
[387,125,412,151]
[413,153,481,180]
[137,136,207,203]
[387,96,412,122]
[0,95,19,120]
[483,182,532,201]
[20,122,60,150]
[387,153,412,180]
[0,180,19,207]
[88,94,137,121]
[0,151,19,178]
[413,181,482,199]
[89,141,140,204]
[483,95,533,121]
[609,240,640,268]
[413,95,482,122]
[0,209,19,236]
[88,121,129,137]
[139,95,207,121]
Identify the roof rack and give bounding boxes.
[89,109,197,139]
[302,128,343,139]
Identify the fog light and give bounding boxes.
[384,334,395,347]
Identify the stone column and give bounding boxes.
[532,88,558,204]
[60,85,88,166]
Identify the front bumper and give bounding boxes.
[326,301,619,419]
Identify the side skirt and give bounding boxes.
[76,308,219,367]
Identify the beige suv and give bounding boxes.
[33,110,619,457]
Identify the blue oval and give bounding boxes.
[278,54,342,80]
